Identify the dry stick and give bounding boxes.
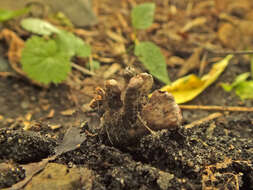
[184,112,223,129]
[209,50,253,56]
[71,62,95,76]
[180,105,253,112]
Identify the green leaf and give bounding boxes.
[21,18,60,35]
[221,72,253,100]
[131,3,155,30]
[134,41,170,84]
[251,57,253,78]
[0,8,29,22]
[55,31,91,58]
[221,83,233,92]
[86,60,100,71]
[235,81,253,99]
[221,72,250,92]
[21,36,71,84]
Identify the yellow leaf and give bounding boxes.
[157,55,233,104]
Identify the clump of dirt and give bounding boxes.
[0,128,56,163]
[0,163,25,188]
[55,115,253,189]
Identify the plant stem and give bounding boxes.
[71,62,95,76]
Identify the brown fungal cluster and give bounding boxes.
[89,72,182,146]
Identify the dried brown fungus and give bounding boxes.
[89,73,182,146]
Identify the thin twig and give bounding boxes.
[208,50,253,56]
[180,105,253,112]
[184,112,223,129]
[71,62,95,76]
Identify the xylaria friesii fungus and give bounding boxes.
[89,73,182,146]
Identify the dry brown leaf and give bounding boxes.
[199,52,208,76]
[181,17,207,33]
[60,109,76,116]
[0,72,16,78]
[25,113,32,121]
[0,29,46,87]
[103,63,121,79]
[116,12,129,29]
[47,109,55,118]
[228,1,251,18]
[23,121,33,131]
[167,56,185,66]
[41,104,50,111]
[218,23,241,49]
[238,20,253,36]
[214,0,229,12]
[111,42,126,55]
[74,28,99,37]
[0,29,25,76]
[177,48,203,77]
[106,30,126,43]
[49,124,61,130]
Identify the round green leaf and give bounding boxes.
[21,36,71,84]
[131,3,155,30]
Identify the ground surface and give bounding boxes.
[0,0,253,189]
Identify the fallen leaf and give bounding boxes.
[218,23,241,49]
[106,30,126,43]
[177,47,203,77]
[23,121,32,131]
[103,63,121,79]
[24,163,93,190]
[25,113,32,121]
[49,124,61,130]
[167,56,185,66]
[41,104,50,111]
[0,29,25,76]
[157,55,233,104]
[21,18,60,35]
[47,109,55,118]
[214,0,229,12]
[2,158,50,190]
[60,109,76,116]
[180,17,207,33]
[0,29,44,86]
[54,127,87,155]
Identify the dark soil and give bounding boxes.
[1,0,253,189]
